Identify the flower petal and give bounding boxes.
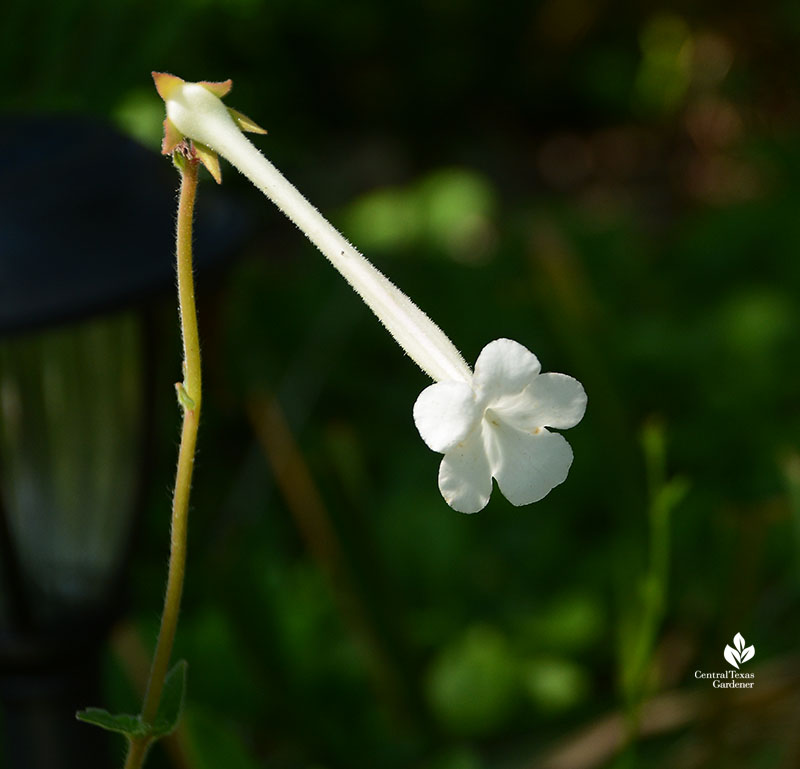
[473,338,541,401]
[498,373,587,431]
[414,381,480,453]
[438,427,493,513]
[485,422,573,506]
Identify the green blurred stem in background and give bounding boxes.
[125,151,201,769]
[617,420,688,763]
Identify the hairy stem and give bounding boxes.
[125,155,201,769]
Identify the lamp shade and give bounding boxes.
[0,115,246,335]
[0,314,142,624]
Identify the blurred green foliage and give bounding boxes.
[5,0,800,767]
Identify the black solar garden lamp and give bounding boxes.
[0,115,245,769]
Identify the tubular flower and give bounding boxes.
[414,339,587,513]
[153,74,587,513]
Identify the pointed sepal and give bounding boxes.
[193,142,222,184]
[152,72,185,101]
[228,107,267,135]
[199,79,233,98]
[161,118,184,156]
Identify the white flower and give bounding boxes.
[414,339,587,513]
[153,75,587,513]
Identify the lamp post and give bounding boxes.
[0,115,245,769]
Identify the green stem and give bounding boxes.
[125,155,202,769]
[123,736,150,769]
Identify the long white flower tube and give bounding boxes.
[154,73,471,386]
[153,74,587,512]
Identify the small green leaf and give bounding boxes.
[151,660,188,738]
[76,708,149,739]
[176,382,196,410]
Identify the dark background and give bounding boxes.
[3,0,800,767]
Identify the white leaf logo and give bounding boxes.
[724,644,740,668]
[724,633,755,669]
